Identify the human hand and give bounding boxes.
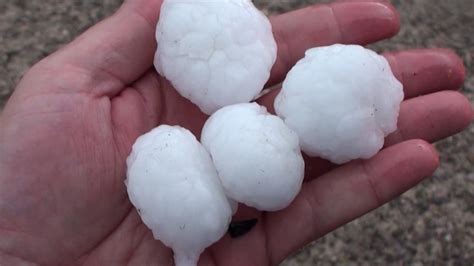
[0,0,472,265]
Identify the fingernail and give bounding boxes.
[332,1,400,44]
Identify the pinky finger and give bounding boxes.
[264,139,439,265]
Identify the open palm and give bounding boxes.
[0,0,471,265]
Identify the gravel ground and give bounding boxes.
[0,0,473,265]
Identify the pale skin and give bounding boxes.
[0,0,472,265]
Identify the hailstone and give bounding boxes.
[155,0,277,115]
[201,103,305,211]
[126,126,233,266]
[274,44,404,164]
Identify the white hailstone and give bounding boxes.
[275,44,404,164]
[126,126,234,266]
[155,0,277,115]
[201,103,305,211]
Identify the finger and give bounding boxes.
[258,49,469,174]
[386,91,474,146]
[258,48,466,113]
[300,91,472,179]
[27,0,162,97]
[268,0,400,85]
[265,140,439,265]
[383,49,466,98]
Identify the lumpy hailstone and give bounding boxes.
[201,103,305,211]
[126,126,233,266]
[275,44,404,164]
[155,0,277,115]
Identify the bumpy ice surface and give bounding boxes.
[155,0,277,114]
[201,103,305,211]
[275,44,404,164]
[126,126,233,266]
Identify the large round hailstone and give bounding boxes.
[126,126,233,266]
[275,44,404,164]
[155,0,277,115]
[201,103,305,211]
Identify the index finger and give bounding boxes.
[268,0,400,86]
[28,0,398,98]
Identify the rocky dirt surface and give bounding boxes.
[0,0,472,265]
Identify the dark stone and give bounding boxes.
[228,219,258,238]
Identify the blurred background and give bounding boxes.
[0,0,472,265]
